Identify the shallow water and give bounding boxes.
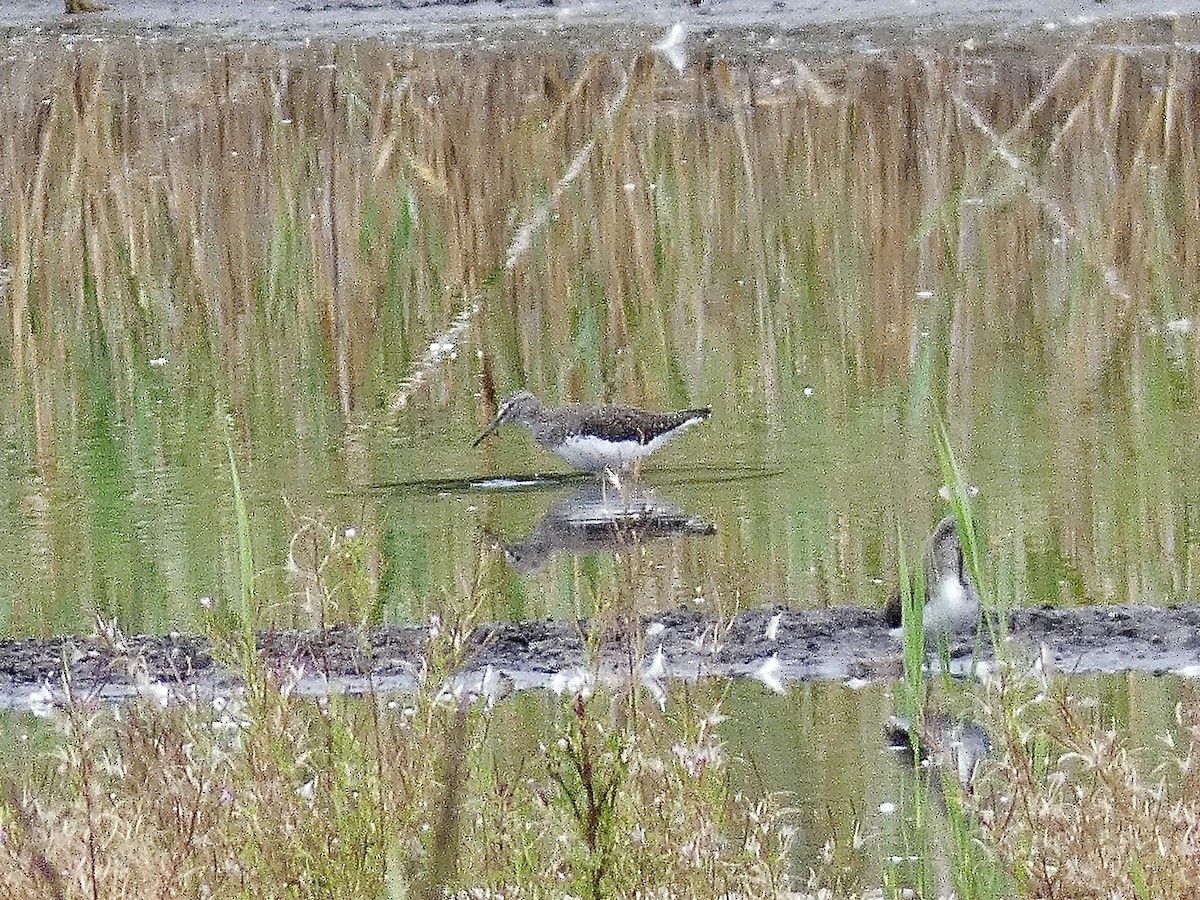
[1,9,1199,882]
[2,26,1199,634]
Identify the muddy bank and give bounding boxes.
[2,603,1197,711]
[3,0,1197,55]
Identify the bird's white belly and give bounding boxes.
[553,433,668,472]
[923,578,978,635]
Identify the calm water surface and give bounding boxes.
[2,32,1198,635]
[1,19,1198,876]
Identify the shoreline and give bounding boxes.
[2,1,1198,55]
[3,602,1196,711]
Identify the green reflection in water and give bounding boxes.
[1,40,1196,634]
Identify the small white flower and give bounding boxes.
[141,682,171,708]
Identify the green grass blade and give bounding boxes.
[226,433,257,655]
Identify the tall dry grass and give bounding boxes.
[970,666,1200,898]
[0,534,792,899]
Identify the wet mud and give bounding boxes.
[2,603,1197,711]
[3,0,1197,56]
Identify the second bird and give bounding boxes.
[473,391,712,475]
[883,515,981,640]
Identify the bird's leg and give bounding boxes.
[615,458,643,509]
[602,467,623,507]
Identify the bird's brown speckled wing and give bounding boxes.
[560,404,711,444]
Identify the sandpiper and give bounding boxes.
[472,391,712,475]
[883,515,981,639]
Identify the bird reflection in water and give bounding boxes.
[487,485,716,574]
[885,713,991,793]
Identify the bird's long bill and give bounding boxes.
[472,416,503,447]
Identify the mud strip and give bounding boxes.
[5,0,1198,51]
[1,604,1197,711]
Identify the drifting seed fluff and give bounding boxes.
[27,683,57,720]
[1166,317,1193,334]
[641,644,669,711]
[644,644,668,681]
[549,668,594,699]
